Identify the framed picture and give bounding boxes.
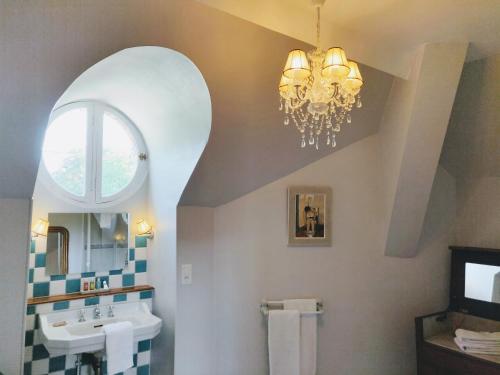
[288,186,332,247]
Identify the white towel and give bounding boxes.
[456,329,500,342]
[268,310,300,375]
[284,299,318,375]
[103,321,134,375]
[454,337,500,355]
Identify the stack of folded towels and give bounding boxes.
[454,329,500,355]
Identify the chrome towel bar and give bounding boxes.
[260,299,324,315]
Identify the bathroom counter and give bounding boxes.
[425,331,500,365]
[27,284,154,305]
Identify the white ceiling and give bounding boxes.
[198,0,500,78]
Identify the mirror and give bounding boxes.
[45,213,129,275]
[465,262,500,303]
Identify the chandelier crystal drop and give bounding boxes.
[278,0,363,149]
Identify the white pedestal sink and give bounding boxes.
[39,301,161,356]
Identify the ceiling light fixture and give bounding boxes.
[278,0,363,149]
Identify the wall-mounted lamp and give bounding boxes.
[137,218,154,239]
[32,218,49,237]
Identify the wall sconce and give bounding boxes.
[32,218,49,237]
[137,218,154,239]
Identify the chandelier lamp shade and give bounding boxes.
[279,0,363,149]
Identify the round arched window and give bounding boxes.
[41,102,148,206]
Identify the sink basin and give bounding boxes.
[39,301,161,356]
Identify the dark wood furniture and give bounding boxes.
[415,247,500,375]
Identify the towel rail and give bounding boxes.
[260,300,324,315]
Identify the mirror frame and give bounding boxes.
[450,246,500,321]
[47,226,69,274]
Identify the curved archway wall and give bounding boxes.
[32,46,212,374]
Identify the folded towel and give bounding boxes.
[283,299,318,375]
[454,337,500,355]
[456,329,500,342]
[103,321,134,375]
[268,310,300,375]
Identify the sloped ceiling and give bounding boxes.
[198,0,500,78]
[0,0,392,206]
[440,55,500,180]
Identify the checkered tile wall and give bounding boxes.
[27,236,149,299]
[24,290,154,375]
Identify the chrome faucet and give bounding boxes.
[93,305,102,320]
[107,305,115,318]
[78,309,86,322]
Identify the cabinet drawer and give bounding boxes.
[421,344,500,375]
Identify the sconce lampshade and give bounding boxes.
[137,218,153,236]
[322,47,350,79]
[344,61,363,92]
[283,49,311,80]
[32,219,49,237]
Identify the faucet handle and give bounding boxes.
[78,309,86,322]
[108,305,115,318]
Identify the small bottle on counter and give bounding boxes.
[90,280,95,290]
[83,281,89,291]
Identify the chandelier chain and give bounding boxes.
[316,7,321,48]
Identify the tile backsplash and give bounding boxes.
[24,290,153,375]
[27,236,149,299]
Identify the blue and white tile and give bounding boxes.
[31,358,49,375]
[26,283,33,299]
[34,237,47,253]
[65,354,77,369]
[29,253,36,268]
[135,272,148,286]
[24,346,33,363]
[127,292,140,303]
[135,247,147,261]
[69,298,85,310]
[124,367,137,375]
[35,303,53,315]
[109,274,122,289]
[25,314,36,331]
[49,280,66,296]
[99,294,114,305]
[33,330,45,346]
[137,351,150,366]
[34,267,50,282]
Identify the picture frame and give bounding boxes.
[288,186,332,247]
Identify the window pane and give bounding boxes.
[42,108,87,196]
[101,112,139,197]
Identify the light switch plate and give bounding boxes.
[181,264,192,285]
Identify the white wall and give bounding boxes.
[177,134,457,375]
[0,199,31,375]
[379,43,466,258]
[440,56,500,249]
[176,207,215,375]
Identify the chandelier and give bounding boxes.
[278,0,363,149]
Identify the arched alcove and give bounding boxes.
[35,46,212,374]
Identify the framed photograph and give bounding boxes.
[288,186,332,247]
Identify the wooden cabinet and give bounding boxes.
[416,312,500,374]
[415,247,500,375]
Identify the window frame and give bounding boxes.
[39,101,148,208]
